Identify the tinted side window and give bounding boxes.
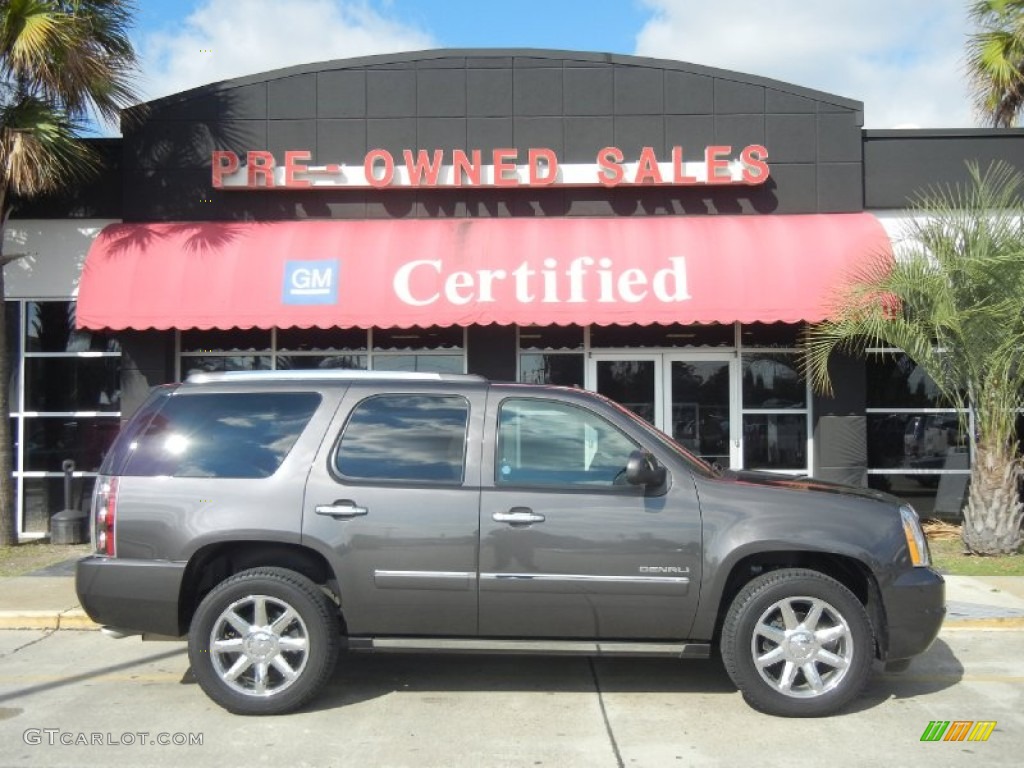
[122,392,321,478]
[335,394,469,484]
[496,398,638,488]
[99,386,173,475]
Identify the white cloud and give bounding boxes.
[634,0,976,128]
[140,0,435,101]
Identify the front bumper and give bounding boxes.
[880,567,945,660]
[75,556,186,637]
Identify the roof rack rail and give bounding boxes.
[186,370,487,384]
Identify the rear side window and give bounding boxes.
[335,394,469,484]
[99,386,174,475]
[121,392,321,478]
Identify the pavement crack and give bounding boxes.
[588,657,625,768]
[0,629,57,659]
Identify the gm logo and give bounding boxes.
[283,260,338,305]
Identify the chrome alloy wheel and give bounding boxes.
[750,595,854,699]
[208,594,310,698]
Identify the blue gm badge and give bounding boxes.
[282,259,339,305]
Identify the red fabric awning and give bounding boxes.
[76,214,890,330]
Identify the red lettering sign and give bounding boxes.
[210,145,771,190]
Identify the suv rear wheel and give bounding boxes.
[720,568,873,717]
[187,567,340,715]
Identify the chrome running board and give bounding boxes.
[345,637,710,658]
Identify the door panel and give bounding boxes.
[302,387,484,636]
[479,394,702,640]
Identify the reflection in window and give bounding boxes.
[866,353,953,409]
[372,354,463,374]
[336,395,469,483]
[868,473,968,519]
[743,414,807,471]
[23,476,97,534]
[26,301,119,352]
[181,356,271,377]
[867,413,968,471]
[25,417,121,472]
[496,399,637,488]
[519,354,584,387]
[275,354,367,371]
[26,358,121,411]
[742,354,806,409]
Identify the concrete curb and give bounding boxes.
[0,609,99,631]
[941,617,1024,631]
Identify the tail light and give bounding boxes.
[93,477,118,557]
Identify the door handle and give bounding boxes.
[492,508,545,525]
[315,500,369,519]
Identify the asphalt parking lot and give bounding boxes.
[0,627,1021,768]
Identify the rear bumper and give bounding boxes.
[880,567,945,660]
[75,556,186,637]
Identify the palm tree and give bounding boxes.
[968,0,1024,127]
[0,1,141,546]
[803,161,1024,556]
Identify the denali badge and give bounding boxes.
[639,566,689,574]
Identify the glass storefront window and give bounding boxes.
[12,299,123,537]
[181,355,272,377]
[26,301,119,352]
[275,354,368,371]
[519,353,584,387]
[743,414,807,470]
[22,476,98,535]
[867,413,968,471]
[742,354,806,409]
[865,353,954,409]
[26,357,121,411]
[25,417,121,472]
[372,354,463,373]
[868,473,968,520]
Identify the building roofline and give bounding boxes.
[127,47,864,117]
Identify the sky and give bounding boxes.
[123,0,977,134]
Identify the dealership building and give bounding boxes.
[5,49,1022,538]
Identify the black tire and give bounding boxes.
[188,567,340,715]
[720,568,873,717]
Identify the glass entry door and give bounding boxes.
[589,352,739,468]
[664,354,738,468]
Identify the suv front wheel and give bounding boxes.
[720,568,873,717]
[187,567,340,715]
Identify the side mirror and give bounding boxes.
[625,450,666,487]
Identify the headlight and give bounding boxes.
[899,504,930,567]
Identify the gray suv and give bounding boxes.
[75,371,944,717]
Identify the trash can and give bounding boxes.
[51,460,88,545]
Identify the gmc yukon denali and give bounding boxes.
[75,371,945,717]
